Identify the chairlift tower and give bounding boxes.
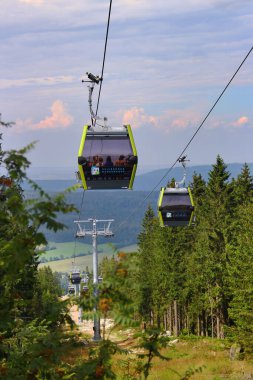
[74,218,114,341]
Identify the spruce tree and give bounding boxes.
[138,205,157,324]
[204,156,234,336]
[232,163,253,206]
[227,202,253,352]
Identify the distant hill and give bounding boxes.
[24,163,253,192]
[24,162,253,247]
[133,163,253,191]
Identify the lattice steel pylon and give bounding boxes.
[74,218,114,341]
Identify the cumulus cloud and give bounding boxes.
[122,107,157,129]
[202,115,252,130]
[16,100,73,132]
[121,107,199,133]
[232,116,250,128]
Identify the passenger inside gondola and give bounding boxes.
[104,156,113,167]
[115,155,126,166]
[78,125,138,189]
[98,157,103,166]
[91,155,99,166]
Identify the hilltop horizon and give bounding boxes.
[26,161,253,181]
[22,161,253,193]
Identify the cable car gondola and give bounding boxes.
[78,124,137,190]
[157,157,195,227]
[68,285,75,295]
[77,72,138,190]
[69,269,82,285]
[158,187,194,227]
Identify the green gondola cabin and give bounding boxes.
[78,124,138,190]
[158,187,194,227]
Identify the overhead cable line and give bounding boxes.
[114,45,253,234]
[79,1,112,211]
[95,0,113,121]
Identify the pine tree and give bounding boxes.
[201,155,234,337]
[0,118,77,377]
[227,202,253,352]
[138,205,157,324]
[232,163,253,206]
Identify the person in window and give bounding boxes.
[90,155,99,166]
[97,157,104,167]
[115,155,126,166]
[104,156,113,167]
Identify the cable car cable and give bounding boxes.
[77,1,112,229]
[95,0,113,122]
[113,45,253,233]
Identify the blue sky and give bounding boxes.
[1,0,253,178]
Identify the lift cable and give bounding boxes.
[95,0,113,122]
[113,44,253,234]
[77,1,112,237]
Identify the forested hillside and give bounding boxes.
[24,162,253,247]
[136,155,253,351]
[38,190,157,247]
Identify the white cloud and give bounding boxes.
[15,100,73,132]
[120,107,200,132]
[201,115,252,130]
[0,76,75,90]
[231,116,250,128]
[119,108,253,133]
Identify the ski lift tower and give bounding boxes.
[74,218,114,341]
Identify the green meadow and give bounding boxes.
[38,242,138,272]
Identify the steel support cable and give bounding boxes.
[95,0,113,121]
[114,45,253,234]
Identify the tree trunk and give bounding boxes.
[197,315,200,336]
[174,300,178,336]
[168,304,172,333]
[157,311,161,329]
[216,312,220,339]
[150,310,154,326]
[164,313,167,331]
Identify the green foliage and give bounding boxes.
[227,202,253,352]
[135,154,253,352]
[0,319,75,380]
[135,329,170,379]
[74,339,124,379]
[0,118,76,376]
[3,111,253,379]
[81,252,140,333]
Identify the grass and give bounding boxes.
[40,242,92,261]
[59,332,253,379]
[38,241,138,272]
[141,338,253,380]
[118,244,138,253]
[39,250,116,272]
[109,337,253,379]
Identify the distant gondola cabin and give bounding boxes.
[78,124,138,190]
[69,271,82,285]
[68,285,75,295]
[158,187,194,227]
